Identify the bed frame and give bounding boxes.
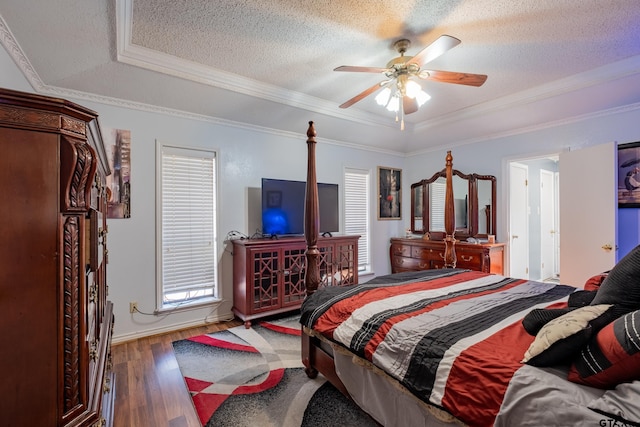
[300,121,458,395]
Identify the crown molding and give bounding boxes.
[6,7,638,159]
[1,15,404,156]
[415,55,640,134]
[0,14,46,91]
[407,101,640,157]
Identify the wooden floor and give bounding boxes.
[111,318,243,427]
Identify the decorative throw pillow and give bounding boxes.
[521,304,612,367]
[567,290,597,307]
[522,307,574,336]
[567,309,640,389]
[591,245,640,310]
[584,272,609,291]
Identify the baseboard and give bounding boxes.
[111,312,236,345]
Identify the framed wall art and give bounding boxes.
[618,141,640,208]
[105,128,132,218]
[378,166,401,220]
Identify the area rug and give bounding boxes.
[172,316,378,427]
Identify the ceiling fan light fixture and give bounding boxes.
[386,95,400,112]
[415,89,431,106]
[405,80,422,98]
[375,87,392,106]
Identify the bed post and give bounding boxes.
[444,150,457,268]
[304,121,321,296]
[301,123,349,388]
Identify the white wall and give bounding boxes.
[0,42,406,342]
[4,39,640,341]
[405,113,640,232]
[404,106,640,275]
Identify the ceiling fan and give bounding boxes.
[335,35,487,128]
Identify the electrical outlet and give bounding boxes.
[129,302,138,313]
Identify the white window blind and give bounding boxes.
[344,168,370,272]
[159,145,218,308]
[430,181,446,231]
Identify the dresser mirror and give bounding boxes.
[475,174,497,236]
[410,169,496,239]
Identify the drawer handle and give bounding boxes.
[418,262,428,268]
[461,255,473,262]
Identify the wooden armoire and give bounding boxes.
[0,88,115,426]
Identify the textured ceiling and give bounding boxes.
[1,0,640,153]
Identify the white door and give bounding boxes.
[559,142,617,287]
[540,169,556,280]
[510,163,529,279]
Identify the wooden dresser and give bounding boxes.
[0,88,115,426]
[232,235,359,327]
[390,237,505,274]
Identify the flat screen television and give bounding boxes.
[261,178,339,236]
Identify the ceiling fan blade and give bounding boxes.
[403,96,419,114]
[419,69,488,87]
[339,81,387,109]
[334,65,391,73]
[406,35,461,67]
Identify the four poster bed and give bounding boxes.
[298,122,640,426]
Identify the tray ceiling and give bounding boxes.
[1,0,640,153]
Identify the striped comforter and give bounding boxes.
[300,269,576,426]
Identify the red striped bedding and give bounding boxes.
[300,269,576,426]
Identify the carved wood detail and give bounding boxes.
[304,121,321,296]
[61,136,97,211]
[62,116,87,135]
[0,104,60,129]
[63,215,81,413]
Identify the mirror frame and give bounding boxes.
[410,169,496,240]
[472,173,497,237]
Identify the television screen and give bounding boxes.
[261,178,339,236]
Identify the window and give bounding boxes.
[344,168,370,272]
[157,143,218,310]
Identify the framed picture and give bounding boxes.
[105,128,132,218]
[618,141,640,208]
[378,166,402,220]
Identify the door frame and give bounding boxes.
[502,151,561,278]
[540,168,558,280]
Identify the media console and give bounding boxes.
[232,235,359,327]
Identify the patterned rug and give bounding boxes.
[172,316,378,427]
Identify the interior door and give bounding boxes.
[559,142,616,287]
[540,169,556,280]
[509,163,529,279]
